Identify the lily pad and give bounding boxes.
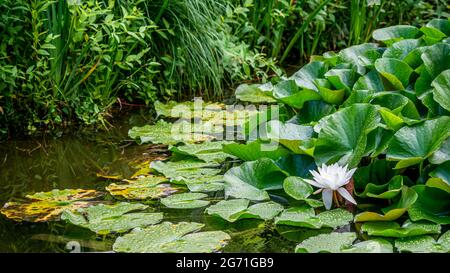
[235,83,276,103]
[169,141,234,163]
[265,120,314,154]
[224,158,288,201]
[223,140,290,161]
[61,202,163,235]
[408,185,450,224]
[289,61,326,91]
[150,160,221,182]
[355,186,418,222]
[314,103,380,168]
[356,175,404,199]
[0,189,103,222]
[386,116,450,169]
[128,120,215,145]
[160,193,209,209]
[361,220,441,238]
[183,175,225,193]
[206,199,283,222]
[375,58,413,90]
[105,176,179,200]
[295,232,357,253]
[273,80,322,109]
[154,100,225,119]
[395,230,450,253]
[283,177,313,201]
[431,69,450,112]
[275,206,353,229]
[372,25,420,44]
[341,239,394,253]
[113,222,230,253]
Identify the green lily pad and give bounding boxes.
[154,100,224,119]
[324,68,358,92]
[183,175,225,193]
[361,220,441,238]
[427,162,450,193]
[223,140,291,161]
[160,193,209,209]
[314,79,346,105]
[341,239,394,253]
[275,206,353,229]
[352,70,384,91]
[128,120,215,145]
[273,80,322,109]
[356,175,404,199]
[421,43,450,79]
[395,230,450,253]
[205,199,283,222]
[295,232,357,253]
[339,43,380,74]
[314,103,380,168]
[429,138,450,164]
[408,185,450,224]
[355,186,418,222]
[224,158,288,201]
[372,25,420,45]
[105,176,179,200]
[150,160,221,182]
[113,222,230,253]
[431,69,450,112]
[235,83,276,103]
[289,61,326,91]
[375,58,413,90]
[386,116,450,169]
[265,120,314,154]
[283,177,313,201]
[61,202,163,235]
[382,39,422,60]
[170,141,234,163]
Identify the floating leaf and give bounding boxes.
[355,186,418,222]
[160,193,209,209]
[324,68,358,92]
[223,140,290,161]
[150,160,221,182]
[206,199,283,222]
[273,80,321,109]
[283,177,313,201]
[106,176,179,200]
[235,83,276,103]
[431,69,450,111]
[275,206,353,229]
[314,103,380,168]
[289,61,326,91]
[356,175,404,199]
[361,220,441,238]
[372,25,420,44]
[342,239,394,253]
[408,185,450,224]
[395,231,450,253]
[295,232,357,253]
[113,222,230,253]
[375,58,413,90]
[224,158,288,201]
[386,116,450,169]
[183,175,225,193]
[170,141,234,163]
[154,100,224,119]
[427,162,450,193]
[339,43,380,74]
[1,189,103,222]
[382,39,422,60]
[265,120,314,154]
[129,120,215,145]
[61,202,163,235]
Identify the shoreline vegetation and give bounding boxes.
[0,0,447,139]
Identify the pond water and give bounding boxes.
[0,109,344,253]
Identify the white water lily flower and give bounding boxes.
[304,163,357,210]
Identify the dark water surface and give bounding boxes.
[0,110,325,253]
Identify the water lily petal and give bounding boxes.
[337,187,357,205]
[304,179,325,189]
[322,189,333,210]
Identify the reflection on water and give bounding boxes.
[0,109,300,253]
